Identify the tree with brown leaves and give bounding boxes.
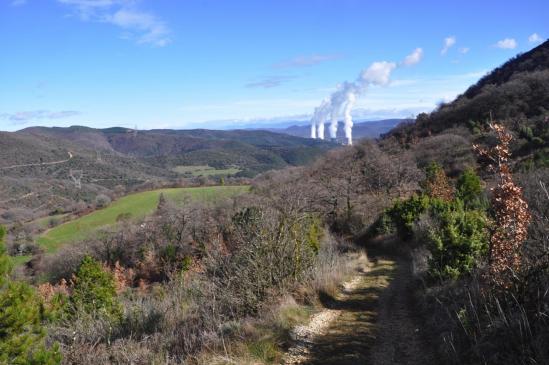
[474,123,531,286]
[423,161,454,201]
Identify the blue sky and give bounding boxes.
[0,0,547,131]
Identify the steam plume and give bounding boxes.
[343,92,356,145]
[310,49,419,145]
[310,99,329,139]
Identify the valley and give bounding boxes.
[11,185,249,265]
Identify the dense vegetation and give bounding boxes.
[1,38,548,365]
[0,226,61,364]
[388,40,549,172]
[0,126,333,227]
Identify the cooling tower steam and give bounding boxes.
[309,49,420,145]
[310,99,329,139]
[310,120,317,138]
[343,92,356,145]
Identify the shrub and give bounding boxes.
[94,194,111,209]
[386,194,431,240]
[69,256,122,321]
[426,201,489,280]
[0,226,61,365]
[423,161,454,201]
[475,123,532,286]
[455,167,486,209]
[115,212,132,222]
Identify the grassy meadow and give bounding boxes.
[172,165,242,176]
[36,185,249,253]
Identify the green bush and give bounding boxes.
[306,216,323,253]
[369,192,489,280]
[69,256,122,321]
[0,226,61,365]
[455,168,486,209]
[426,201,489,280]
[386,195,431,240]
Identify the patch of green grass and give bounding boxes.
[247,338,281,364]
[276,304,314,331]
[10,254,31,266]
[37,185,249,253]
[172,165,242,176]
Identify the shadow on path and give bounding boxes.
[298,250,437,365]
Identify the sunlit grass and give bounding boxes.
[36,185,249,253]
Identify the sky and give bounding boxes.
[0,0,547,131]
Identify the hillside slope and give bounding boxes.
[385,40,549,171]
[0,126,333,221]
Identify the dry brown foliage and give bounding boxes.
[425,167,454,201]
[474,123,531,286]
[38,260,136,307]
[38,278,71,306]
[105,261,135,294]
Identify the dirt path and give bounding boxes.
[285,252,437,365]
[0,151,73,170]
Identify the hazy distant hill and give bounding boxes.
[267,119,410,140]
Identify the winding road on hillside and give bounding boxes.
[0,151,73,170]
[285,250,437,365]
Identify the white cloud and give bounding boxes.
[495,38,517,49]
[57,0,171,47]
[245,75,296,88]
[273,54,343,68]
[459,47,470,54]
[361,61,397,86]
[440,36,456,55]
[402,48,423,66]
[105,9,171,47]
[0,110,81,124]
[528,33,543,44]
[11,0,27,6]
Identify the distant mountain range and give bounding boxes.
[263,119,411,141]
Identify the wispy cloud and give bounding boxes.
[57,0,171,47]
[402,48,423,66]
[459,47,470,54]
[495,38,517,49]
[11,0,27,6]
[58,0,116,19]
[441,36,456,55]
[105,8,170,46]
[0,110,81,124]
[272,54,343,68]
[245,75,296,89]
[528,33,544,44]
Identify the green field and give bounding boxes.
[172,165,242,176]
[36,185,249,253]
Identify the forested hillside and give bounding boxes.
[387,40,549,172]
[0,127,333,225]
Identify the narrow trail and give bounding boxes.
[0,151,73,170]
[285,251,437,365]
